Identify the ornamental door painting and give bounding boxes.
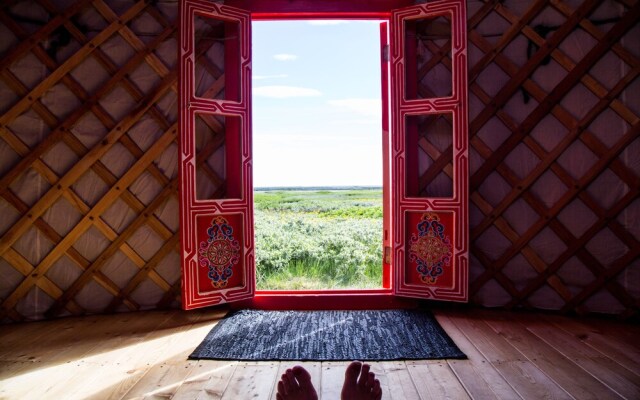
[390,0,469,302]
[179,1,254,309]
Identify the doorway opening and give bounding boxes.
[252,20,385,291]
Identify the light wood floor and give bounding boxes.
[0,307,638,400]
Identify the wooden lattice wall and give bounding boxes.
[0,0,182,322]
[0,0,638,322]
[463,0,639,319]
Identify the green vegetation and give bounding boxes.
[254,189,383,290]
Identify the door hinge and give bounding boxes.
[383,44,389,62]
[384,246,392,264]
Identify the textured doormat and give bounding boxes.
[189,309,466,361]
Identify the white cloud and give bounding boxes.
[253,86,322,98]
[273,54,298,61]
[307,20,349,26]
[253,74,288,80]
[327,98,381,117]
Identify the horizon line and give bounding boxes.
[255,185,382,191]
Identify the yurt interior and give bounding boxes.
[0,0,639,399]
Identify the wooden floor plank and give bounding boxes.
[0,314,101,362]
[0,315,97,359]
[172,360,238,400]
[521,313,640,400]
[406,360,471,400]
[436,313,522,400]
[221,362,279,400]
[35,311,179,400]
[1,308,639,400]
[128,360,199,400]
[110,311,226,399]
[542,313,640,377]
[320,361,350,400]
[95,311,211,400]
[116,310,227,399]
[0,312,168,399]
[480,310,622,400]
[380,361,421,400]
[580,316,640,348]
[369,362,390,400]
[447,311,573,400]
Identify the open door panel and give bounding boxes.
[179,1,254,309]
[390,0,469,301]
[381,21,392,289]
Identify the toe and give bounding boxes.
[293,365,312,382]
[357,363,371,387]
[292,365,318,399]
[367,372,376,388]
[286,369,299,392]
[345,361,363,386]
[278,380,287,396]
[282,370,293,393]
[372,379,382,400]
[293,365,313,387]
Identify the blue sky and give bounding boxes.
[252,20,383,187]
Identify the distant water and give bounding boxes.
[255,186,382,192]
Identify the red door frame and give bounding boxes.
[242,12,400,310]
[181,1,468,311]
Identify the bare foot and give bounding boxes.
[341,361,382,400]
[276,365,318,400]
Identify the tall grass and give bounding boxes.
[254,189,383,290]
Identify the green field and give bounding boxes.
[254,189,383,290]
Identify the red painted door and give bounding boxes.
[381,21,392,289]
[390,0,469,301]
[179,1,254,309]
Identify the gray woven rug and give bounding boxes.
[189,309,466,361]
